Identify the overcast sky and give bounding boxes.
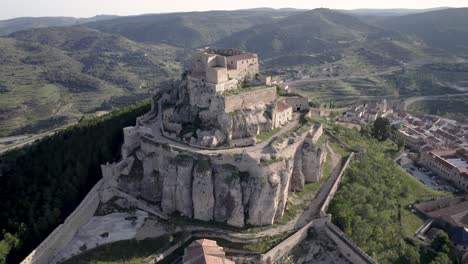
[1,0,467,20]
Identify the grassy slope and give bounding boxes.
[328,125,445,263]
[0,27,182,136]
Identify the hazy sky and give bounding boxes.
[1,0,467,20]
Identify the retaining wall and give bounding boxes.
[325,222,376,264]
[320,152,354,217]
[260,217,329,263]
[224,86,276,113]
[21,180,103,264]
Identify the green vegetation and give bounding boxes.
[379,8,468,54]
[256,127,281,143]
[328,124,447,263]
[86,10,302,49]
[372,117,391,141]
[0,100,151,263]
[64,233,186,264]
[383,63,467,97]
[0,27,181,136]
[408,95,468,121]
[295,76,396,107]
[259,157,284,167]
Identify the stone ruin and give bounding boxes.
[99,48,327,227]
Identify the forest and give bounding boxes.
[0,100,151,263]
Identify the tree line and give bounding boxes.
[0,100,151,263]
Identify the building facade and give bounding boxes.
[421,149,468,192]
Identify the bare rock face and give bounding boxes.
[192,160,215,221]
[160,160,178,215]
[174,155,194,218]
[290,145,305,192]
[290,139,327,192]
[302,141,326,183]
[194,129,226,147]
[213,164,245,227]
[247,162,291,226]
[141,155,162,202]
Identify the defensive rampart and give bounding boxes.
[260,217,329,263]
[21,180,103,264]
[320,152,354,217]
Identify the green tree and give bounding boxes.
[0,233,20,264]
[395,134,406,150]
[431,230,451,254]
[397,244,420,264]
[372,117,391,141]
[430,253,451,264]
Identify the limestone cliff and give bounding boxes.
[108,126,326,227]
[290,138,327,192]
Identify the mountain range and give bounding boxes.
[0,7,467,135]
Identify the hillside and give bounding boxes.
[216,8,418,67]
[0,27,182,136]
[378,8,468,55]
[84,9,301,48]
[0,15,118,36]
[341,7,450,17]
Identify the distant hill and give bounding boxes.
[376,8,468,54]
[84,9,302,48]
[0,27,182,136]
[0,15,118,36]
[215,9,409,66]
[341,7,450,17]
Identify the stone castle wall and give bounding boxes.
[325,222,376,264]
[21,180,103,264]
[260,217,330,263]
[320,152,354,217]
[224,87,277,113]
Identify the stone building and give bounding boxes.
[273,98,293,128]
[420,149,468,191]
[190,48,260,94]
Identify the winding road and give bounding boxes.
[402,92,468,111]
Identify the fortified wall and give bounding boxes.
[21,180,103,264]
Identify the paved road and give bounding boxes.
[402,92,468,110]
[0,122,76,155]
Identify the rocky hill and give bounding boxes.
[0,27,182,136]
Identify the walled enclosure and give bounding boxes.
[21,180,103,264]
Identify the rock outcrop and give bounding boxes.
[290,138,327,192]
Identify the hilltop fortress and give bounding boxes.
[98,48,327,228]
